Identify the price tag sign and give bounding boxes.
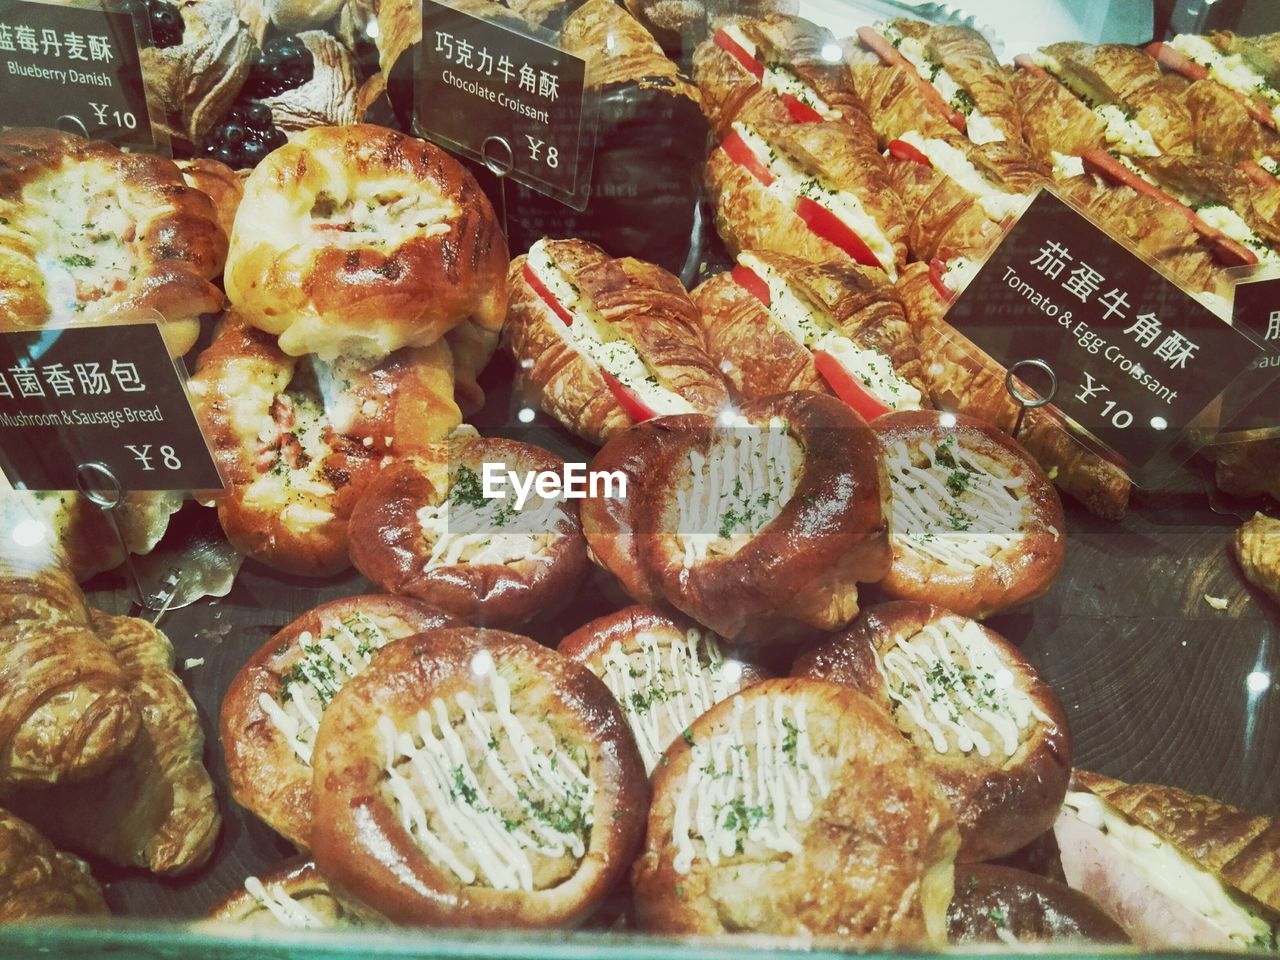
[0,0,156,149]
[946,190,1265,475]
[414,0,595,209]
[0,322,221,491]
[1218,273,1280,438]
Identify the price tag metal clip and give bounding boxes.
[1004,357,1058,439]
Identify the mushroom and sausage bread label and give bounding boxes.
[943,189,1265,479]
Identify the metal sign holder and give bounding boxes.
[1004,357,1059,440]
[481,134,513,235]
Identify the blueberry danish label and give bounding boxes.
[945,190,1266,477]
[414,0,594,208]
[0,0,157,150]
[0,322,222,491]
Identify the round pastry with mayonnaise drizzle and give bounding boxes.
[792,600,1071,862]
[206,860,360,929]
[311,628,647,928]
[558,606,770,774]
[347,438,588,627]
[872,409,1066,619]
[221,595,458,848]
[631,677,958,944]
[580,392,891,647]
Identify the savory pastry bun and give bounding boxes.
[948,864,1128,945]
[310,628,648,928]
[0,809,108,921]
[505,238,730,446]
[706,116,908,278]
[348,438,589,627]
[792,600,1072,863]
[191,312,460,576]
[690,250,929,418]
[1233,512,1280,605]
[179,157,245,244]
[221,594,457,849]
[207,860,356,928]
[0,128,226,355]
[557,605,769,773]
[693,15,873,141]
[1056,770,1280,950]
[224,124,508,361]
[580,392,892,648]
[873,410,1066,619]
[631,677,959,945]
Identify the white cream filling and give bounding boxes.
[258,615,391,764]
[738,253,921,411]
[242,876,326,928]
[1049,151,1086,180]
[719,24,843,121]
[898,131,1029,221]
[732,122,898,277]
[1260,157,1279,176]
[1032,50,1163,157]
[942,256,980,292]
[1193,204,1278,264]
[1063,791,1276,949]
[674,416,800,567]
[526,240,695,416]
[885,435,1036,569]
[671,694,830,874]
[1170,34,1280,129]
[875,616,1052,758]
[380,668,593,891]
[599,628,744,773]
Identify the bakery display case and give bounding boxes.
[0,0,1277,957]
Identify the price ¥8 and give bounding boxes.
[124,444,182,471]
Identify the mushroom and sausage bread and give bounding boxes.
[348,438,589,627]
[631,677,959,945]
[580,392,892,648]
[311,628,648,928]
[207,860,359,929]
[793,601,1072,862]
[221,595,458,848]
[948,864,1128,945]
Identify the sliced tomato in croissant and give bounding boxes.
[782,94,825,123]
[713,28,764,80]
[858,27,967,133]
[721,131,774,185]
[795,197,881,268]
[731,264,772,305]
[1146,42,1277,132]
[1012,54,1055,81]
[522,263,575,326]
[928,258,955,301]
[812,349,893,421]
[602,371,657,423]
[888,138,932,166]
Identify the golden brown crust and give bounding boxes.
[948,864,1128,944]
[206,860,354,927]
[348,438,590,627]
[1233,509,1280,599]
[793,601,1072,862]
[0,129,226,355]
[7,612,219,875]
[632,677,958,945]
[504,239,730,446]
[224,124,509,361]
[872,410,1066,618]
[707,119,909,273]
[581,393,892,647]
[0,808,108,921]
[1181,77,1280,164]
[847,59,958,144]
[221,594,458,849]
[1012,67,1107,161]
[311,628,648,927]
[690,251,930,404]
[191,312,459,576]
[1207,437,1280,500]
[1072,770,1280,915]
[562,0,696,98]
[910,23,1024,146]
[179,157,245,246]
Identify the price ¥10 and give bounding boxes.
[89,101,138,130]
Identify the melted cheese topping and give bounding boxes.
[1063,791,1277,948]
[720,24,843,121]
[674,415,800,567]
[885,434,1040,569]
[526,240,695,416]
[738,253,921,411]
[1170,34,1280,129]
[879,22,1007,145]
[671,694,830,873]
[258,614,392,764]
[599,628,744,773]
[875,616,1052,758]
[305,180,457,250]
[416,465,567,569]
[379,669,594,891]
[897,131,1029,221]
[732,122,898,278]
[21,159,160,319]
[242,876,326,928]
